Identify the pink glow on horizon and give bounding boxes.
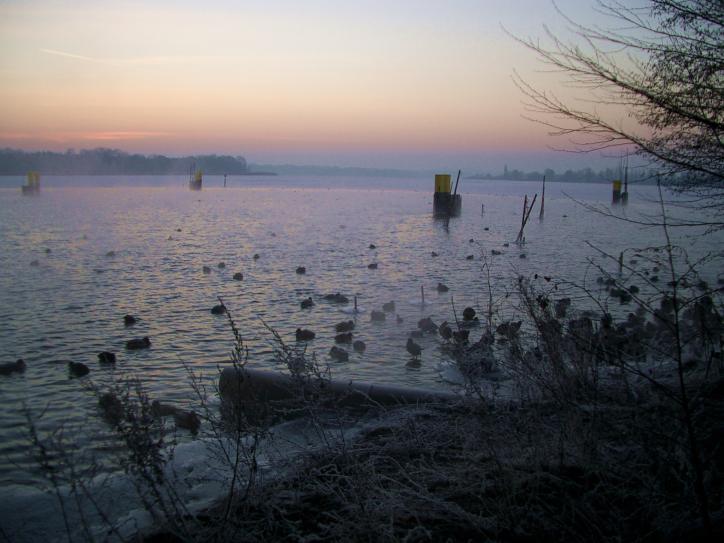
[0,0,621,170]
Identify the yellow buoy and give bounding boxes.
[434,174,451,194]
[612,179,622,204]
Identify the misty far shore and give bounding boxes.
[1,147,661,184]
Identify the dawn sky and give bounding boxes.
[0,0,631,172]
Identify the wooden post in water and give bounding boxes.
[421,285,425,306]
[354,295,358,312]
[618,251,624,274]
[519,195,528,240]
[516,194,537,244]
[539,175,546,220]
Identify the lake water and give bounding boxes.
[0,174,721,521]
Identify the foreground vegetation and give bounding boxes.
[20,229,723,542]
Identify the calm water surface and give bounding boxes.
[0,175,721,488]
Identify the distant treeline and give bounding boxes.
[469,165,655,184]
[0,148,248,175]
[249,163,422,178]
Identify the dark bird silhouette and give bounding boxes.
[353,340,366,353]
[324,293,349,304]
[296,266,306,274]
[211,304,226,315]
[335,320,355,332]
[417,317,438,333]
[329,346,349,361]
[295,328,315,341]
[68,361,90,378]
[123,314,137,326]
[301,297,314,309]
[98,351,116,364]
[126,337,151,350]
[436,282,449,293]
[0,359,26,376]
[335,332,353,344]
[406,338,422,359]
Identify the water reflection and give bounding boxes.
[0,179,721,483]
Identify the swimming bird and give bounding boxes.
[296,266,306,274]
[417,317,438,333]
[126,336,151,350]
[123,314,137,326]
[367,263,378,269]
[406,338,422,359]
[295,328,315,341]
[211,304,227,315]
[335,320,355,332]
[98,351,116,364]
[335,332,353,344]
[329,346,349,362]
[370,310,386,322]
[301,297,314,309]
[233,272,243,281]
[353,340,366,353]
[0,359,26,376]
[68,361,90,378]
[324,293,349,304]
[382,301,395,312]
[462,307,476,321]
[436,283,449,293]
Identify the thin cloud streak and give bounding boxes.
[39,48,229,66]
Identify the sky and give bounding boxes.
[0,0,635,172]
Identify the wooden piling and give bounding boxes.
[421,285,425,306]
[539,175,546,219]
[516,193,537,244]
